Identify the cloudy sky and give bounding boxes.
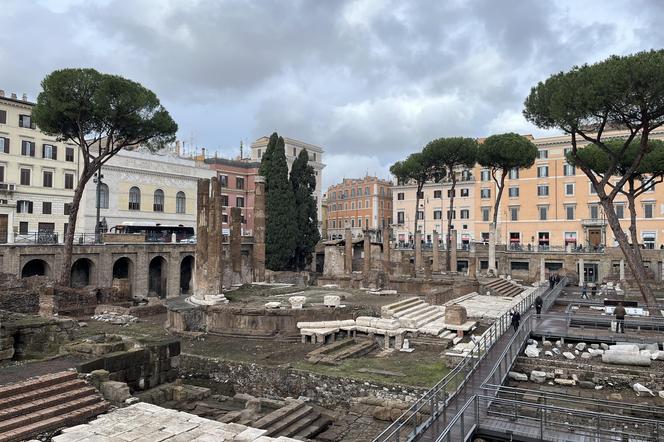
[2,0,663,188]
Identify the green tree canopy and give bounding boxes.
[290,149,320,270]
[32,68,177,286]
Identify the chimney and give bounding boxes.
[0,90,4,97]
[10,93,17,99]
[21,93,27,101]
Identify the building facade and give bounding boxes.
[326,177,393,239]
[392,129,664,250]
[0,91,81,243]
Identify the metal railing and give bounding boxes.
[373,282,551,442]
[14,232,59,244]
[535,312,664,342]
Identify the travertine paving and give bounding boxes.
[52,402,299,442]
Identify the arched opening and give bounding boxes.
[153,189,164,212]
[149,256,168,298]
[99,183,109,209]
[180,255,194,295]
[21,259,51,278]
[112,257,134,297]
[70,258,95,288]
[176,191,186,214]
[129,186,141,210]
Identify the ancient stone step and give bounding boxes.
[296,414,333,440]
[384,298,423,316]
[253,400,306,430]
[262,404,314,437]
[393,302,431,318]
[318,339,376,365]
[0,379,88,409]
[0,371,77,400]
[0,401,109,442]
[276,407,321,437]
[0,386,97,421]
[306,338,356,363]
[0,395,102,433]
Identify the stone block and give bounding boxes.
[101,380,132,404]
[508,372,528,381]
[445,305,468,326]
[530,370,546,384]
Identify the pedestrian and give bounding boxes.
[549,275,554,289]
[614,302,626,334]
[555,274,560,284]
[591,284,597,297]
[581,283,588,299]
[511,309,521,332]
[535,294,543,318]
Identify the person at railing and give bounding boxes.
[510,309,521,332]
[535,295,543,318]
[615,302,626,334]
[548,275,554,289]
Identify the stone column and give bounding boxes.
[619,258,625,281]
[415,231,422,273]
[253,176,266,282]
[135,250,149,299]
[540,256,546,283]
[230,207,242,274]
[363,230,371,274]
[578,257,585,286]
[450,229,458,273]
[432,231,440,273]
[344,228,353,274]
[194,178,210,300]
[167,251,180,298]
[488,223,496,275]
[382,227,391,274]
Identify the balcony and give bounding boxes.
[581,218,607,227]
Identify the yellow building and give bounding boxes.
[0,91,81,243]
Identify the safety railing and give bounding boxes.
[534,312,664,342]
[14,232,59,244]
[373,282,551,442]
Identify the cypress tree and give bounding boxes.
[260,133,297,270]
[290,149,320,270]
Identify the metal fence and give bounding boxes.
[535,312,664,342]
[14,232,59,244]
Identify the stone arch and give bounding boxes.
[21,259,51,278]
[70,258,96,288]
[112,257,134,297]
[149,255,168,298]
[180,255,195,295]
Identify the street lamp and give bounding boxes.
[94,168,104,244]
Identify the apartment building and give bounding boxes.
[326,176,393,239]
[0,91,81,243]
[393,129,664,250]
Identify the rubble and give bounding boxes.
[92,311,138,324]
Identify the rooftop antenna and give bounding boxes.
[240,140,244,159]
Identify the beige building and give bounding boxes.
[326,176,393,239]
[393,129,664,251]
[0,91,81,243]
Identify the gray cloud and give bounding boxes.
[2,0,663,188]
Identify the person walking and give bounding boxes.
[511,309,521,332]
[549,275,554,289]
[614,302,626,334]
[535,295,543,318]
[581,283,588,299]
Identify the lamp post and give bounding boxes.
[93,168,104,244]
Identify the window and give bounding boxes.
[176,191,186,213]
[565,183,574,196]
[397,192,405,200]
[563,164,575,176]
[351,188,356,197]
[19,222,28,235]
[64,173,74,190]
[21,140,35,156]
[358,218,362,227]
[510,207,519,221]
[417,191,424,199]
[129,187,141,210]
[537,165,548,178]
[460,188,469,197]
[20,168,31,186]
[589,204,600,219]
[508,168,519,179]
[351,202,355,210]
[236,177,245,190]
[0,137,9,154]
[43,202,52,215]
[293,147,297,156]
[538,149,548,159]
[642,232,656,249]
[397,211,405,224]
[42,144,57,160]
[509,232,520,244]
[644,202,654,219]
[537,185,549,196]
[565,205,575,220]
[99,183,109,209]
[508,186,519,197]
[565,232,577,246]
[564,147,572,156]
[642,177,656,192]
[220,175,228,187]
[222,214,228,223]
[511,261,530,271]
[17,200,33,214]
[589,183,597,195]
[616,204,624,219]
[480,188,491,199]
[221,195,229,206]
[351,219,355,227]
[480,170,490,181]
[19,114,34,128]
[313,153,317,161]
[446,210,456,219]
[257,149,261,158]
[447,189,455,198]
[64,203,71,215]
[417,211,424,220]
[460,209,470,219]
[539,206,548,221]
[236,196,245,208]
[42,170,53,188]
[65,147,74,162]
[433,190,442,198]
[0,165,3,182]
[0,110,5,124]
[366,186,370,195]
[538,232,550,246]
[153,189,164,212]
[482,207,490,222]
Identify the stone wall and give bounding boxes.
[0,310,78,361]
[39,285,131,318]
[179,353,426,408]
[0,273,47,314]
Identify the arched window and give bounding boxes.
[153,189,164,212]
[128,187,141,210]
[176,191,186,214]
[99,183,109,209]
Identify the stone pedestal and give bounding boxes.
[445,305,468,325]
[432,231,440,273]
[289,296,306,309]
[324,295,340,308]
[345,228,353,274]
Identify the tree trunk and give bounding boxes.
[413,182,423,244]
[446,172,457,270]
[59,174,92,286]
[600,198,656,307]
[488,170,506,274]
[626,179,644,264]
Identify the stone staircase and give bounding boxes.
[484,278,525,297]
[253,399,332,440]
[306,338,377,365]
[383,298,445,329]
[0,371,109,442]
